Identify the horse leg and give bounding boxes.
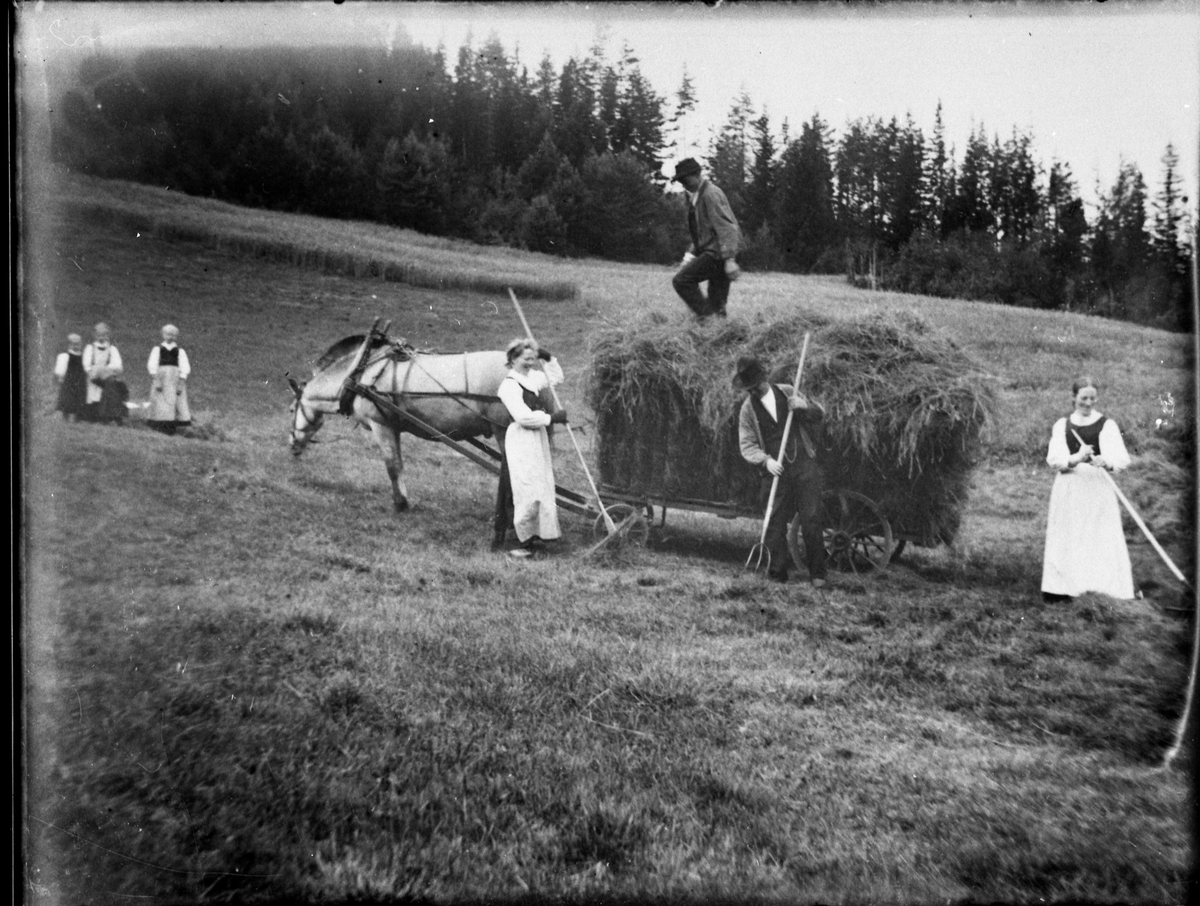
[370,421,409,512]
[491,426,512,549]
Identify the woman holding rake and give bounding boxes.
[497,338,567,557]
[1041,375,1135,602]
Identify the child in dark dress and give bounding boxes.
[54,333,88,420]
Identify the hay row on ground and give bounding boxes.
[586,310,998,547]
[67,201,579,301]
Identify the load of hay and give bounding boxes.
[586,310,998,547]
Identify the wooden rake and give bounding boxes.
[746,332,811,572]
[1069,428,1192,592]
[508,289,631,555]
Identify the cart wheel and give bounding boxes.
[789,489,893,573]
[592,503,650,547]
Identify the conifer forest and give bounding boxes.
[51,38,1195,331]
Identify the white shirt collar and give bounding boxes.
[758,385,778,420]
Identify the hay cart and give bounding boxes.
[584,312,996,573]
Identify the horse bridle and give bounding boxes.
[290,396,324,448]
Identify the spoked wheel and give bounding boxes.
[591,503,650,547]
[789,489,893,574]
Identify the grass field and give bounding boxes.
[23,170,1195,904]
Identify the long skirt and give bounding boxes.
[148,366,191,429]
[503,422,560,544]
[1041,466,1134,599]
[86,378,128,423]
[56,367,88,418]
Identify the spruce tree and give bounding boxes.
[742,111,776,236]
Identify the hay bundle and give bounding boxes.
[586,310,998,547]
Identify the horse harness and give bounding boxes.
[337,327,416,415]
[335,327,509,435]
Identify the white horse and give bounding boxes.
[288,334,512,516]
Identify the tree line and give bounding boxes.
[51,37,1194,330]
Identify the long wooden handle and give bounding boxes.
[757,333,812,545]
[1069,428,1191,589]
[508,288,617,534]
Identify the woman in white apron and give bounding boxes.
[147,324,192,435]
[1041,375,1134,601]
[497,339,567,556]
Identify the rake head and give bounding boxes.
[578,512,641,559]
[744,542,771,572]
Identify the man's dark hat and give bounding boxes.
[731,355,767,391]
[672,158,702,182]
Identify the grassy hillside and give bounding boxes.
[23,171,1193,904]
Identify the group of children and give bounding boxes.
[54,322,193,435]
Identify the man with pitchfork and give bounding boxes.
[735,355,828,587]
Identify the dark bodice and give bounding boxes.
[522,385,549,413]
[1065,416,1107,456]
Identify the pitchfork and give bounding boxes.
[746,332,811,572]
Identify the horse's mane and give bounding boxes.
[313,334,399,372]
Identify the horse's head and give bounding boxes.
[288,377,324,456]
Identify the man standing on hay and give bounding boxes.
[735,356,828,587]
[671,158,742,319]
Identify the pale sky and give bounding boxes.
[18,0,1200,214]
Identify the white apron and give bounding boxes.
[1041,414,1134,599]
[498,363,563,543]
[148,344,192,424]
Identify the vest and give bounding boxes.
[686,183,706,250]
[522,385,549,414]
[750,386,822,463]
[158,345,181,367]
[1066,415,1107,456]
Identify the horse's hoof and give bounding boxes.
[394,500,410,513]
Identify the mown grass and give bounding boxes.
[61,171,579,302]
[23,172,1194,904]
[28,421,1191,904]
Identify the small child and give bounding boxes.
[54,333,87,420]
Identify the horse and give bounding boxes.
[288,333,513,519]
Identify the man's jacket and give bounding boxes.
[688,179,741,260]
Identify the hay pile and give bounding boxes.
[586,310,998,547]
